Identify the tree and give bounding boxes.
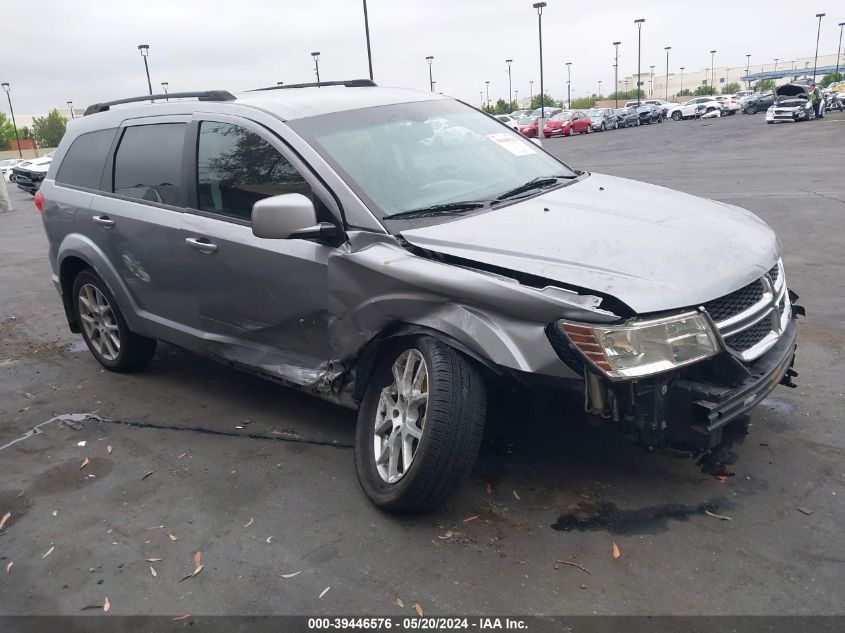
[571,97,594,109]
[530,93,557,110]
[722,82,741,95]
[677,88,692,97]
[0,113,16,150]
[694,85,715,96]
[493,98,509,115]
[608,88,644,101]
[32,109,67,148]
[819,72,843,88]
[754,79,776,92]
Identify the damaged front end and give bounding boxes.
[548,262,804,463]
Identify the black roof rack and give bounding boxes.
[84,90,237,116]
[250,79,377,92]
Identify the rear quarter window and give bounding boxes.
[55,129,117,189]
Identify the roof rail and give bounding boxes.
[250,79,377,92]
[84,90,237,116]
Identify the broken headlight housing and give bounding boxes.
[558,311,720,380]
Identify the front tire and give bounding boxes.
[354,336,487,512]
[672,111,682,121]
[72,270,156,372]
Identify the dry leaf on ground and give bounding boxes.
[145,558,162,562]
[141,471,154,480]
[149,566,157,577]
[0,512,10,530]
[704,509,732,521]
[193,551,202,568]
[242,517,254,528]
[80,457,90,470]
[107,445,113,455]
[103,597,110,613]
[612,542,621,560]
[414,603,424,617]
[167,533,178,542]
[5,561,12,573]
[512,490,521,501]
[396,598,404,608]
[280,571,302,579]
[462,515,479,523]
[41,546,55,560]
[319,586,331,599]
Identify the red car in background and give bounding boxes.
[543,110,592,137]
[517,116,539,138]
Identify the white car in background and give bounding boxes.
[715,95,741,115]
[666,99,707,121]
[495,114,520,130]
[1,158,25,182]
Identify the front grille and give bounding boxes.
[723,318,771,352]
[768,263,779,285]
[703,279,764,323]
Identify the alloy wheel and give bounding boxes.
[78,283,121,361]
[373,349,429,484]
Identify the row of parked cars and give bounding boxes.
[1,153,54,193]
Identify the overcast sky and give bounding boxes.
[2,0,843,113]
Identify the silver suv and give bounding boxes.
[38,80,802,512]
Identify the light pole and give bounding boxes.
[664,46,671,100]
[161,82,169,102]
[362,0,374,81]
[649,65,655,97]
[745,54,751,89]
[425,56,434,92]
[312,51,321,84]
[613,41,621,107]
[138,44,152,97]
[479,91,484,108]
[67,101,75,120]
[814,13,826,81]
[565,61,572,107]
[598,80,602,97]
[710,50,717,95]
[634,19,645,105]
[838,22,845,77]
[533,2,548,121]
[625,78,629,94]
[1,83,22,158]
[485,81,491,108]
[506,59,513,107]
[514,89,519,107]
[774,58,779,73]
[679,67,685,94]
[529,80,534,105]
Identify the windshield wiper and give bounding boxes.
[383,200,489,220]
[495,174,577,202]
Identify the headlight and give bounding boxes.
[558,311,720,379]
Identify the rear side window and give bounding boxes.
[113,123,186,206]
[55,129,116,189]
[196,121,310,222]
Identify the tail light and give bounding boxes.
[34,190,44,213]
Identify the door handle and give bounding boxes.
[92,215,115,228]
[185,237,218,253]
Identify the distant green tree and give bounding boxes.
[694,85,715,96]
[530,93,557,110]
[754,79,776,92]
[571,97,594,109]
[493,98,509,114]
[677,88,692,97]
[18,126,33,139]
[722,82,741,95]
[819,72,843,88]
[32,109,67,148]
[0,113,16,150]
[608,89,644,101]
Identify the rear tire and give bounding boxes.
[354,336,487,513]
[672,111,682,121]
[72,270,156,372]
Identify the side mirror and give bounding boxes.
[251,193,337,241]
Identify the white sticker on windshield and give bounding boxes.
[486,133,537,156]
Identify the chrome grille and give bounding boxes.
[702,260,789,362]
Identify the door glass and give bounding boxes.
[113,123,186,206]
[196,121,311,222]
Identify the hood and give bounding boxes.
[400,173,778,315]
[776,84,809,97]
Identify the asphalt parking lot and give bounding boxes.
[1,112,843,616]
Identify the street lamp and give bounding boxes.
[425,56,434,92]
[613,41,621,107]
[161,82,169,102]
[838,22,845,77]
[485,81,491,108]
[634,19,645,106]
[598,80,602,97]
[745,54,751,89]
[565,61,572,107]
[514,89,519,107]
[362,0,374,81]
[506,59,513,107]
[813,13,826,81]
[1,83,22,158]
[67,100,75,120]
[649,64,655,97]
[277,81,284,86]
[311,51,321,84]
[710,50,717,95]
[679,67,685,94]
[479,91,484,108]
[138,44,152,97]
[664,46,671,100]
[774,58,779,73]
[532,2,548,122]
